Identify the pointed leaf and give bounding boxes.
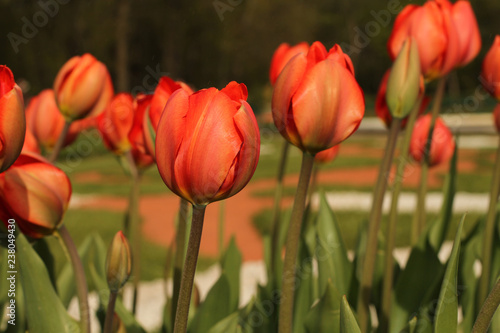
[340,295,361,333]
[220,236,242,311]
[293,236,315,333]
[304,280,341,332]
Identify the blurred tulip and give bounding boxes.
[272,41,364,154]
[97,93,134,155]
[410,114,455,167]
[386,37,422,119]
[0,153,71,238]
[451,1,481,67]
[0,66,25,173]
[482,36,500,101]
[129,94,154,169]
[156,81,260,206]
[25,89,82,152]
[106,231,132,292]
[144,77,193,157]
[388,0,461,81]
[494,104,500,133]
[315,145,340,164]
[269,42,309,85]
[21,128,40,154]
[54,53,114,121]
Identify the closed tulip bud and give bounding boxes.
[54,53,114,121]
[451,1,481,67]
[97,93,134,155]
[156,81,260,206]
[269,42,309,85]
[410,115,455,167]
[0,66,25,173]
[129,94,154,170]
[315,145,340,164]
[272,41,364,155]
[106,231,132,292]
[494,104,500,133]
[0,153,72,238]
[386,37,422,119]
[144,77,193,158]
[388,0,461,81]
[25,89,81,152]
[481,36,500,101]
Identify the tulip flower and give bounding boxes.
[129,94,154,170]
[53,53,114,121]
[482,36,500,101]
[0,65,25,173]
[315,144,340,164]
[388,0,461,81]
[144,77,193,158]
[97,93,134,155]
[272,41,364,155]
[0,153,72,238]
[21,128,40,154]
[156,81,260,206]
[269,42,309,85]
[106,231,132,292]
[25,89,82,152]
[451,1,481,67]
[410,114,455,167]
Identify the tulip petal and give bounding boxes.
[0,85,25,173]
[0,66,15,97]
[221,81,248,102]
[452,1,481,66]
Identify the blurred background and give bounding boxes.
[2,0,500,114]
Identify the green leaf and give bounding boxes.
[340,295,360,333]
[293,235,315,333]
[17,232,79,333]
[315,192,352,297]
[428,143,457,252]
[304,280,341,333]
[434,215,466,333]
[188,273,232,333]
[220,236,242,311]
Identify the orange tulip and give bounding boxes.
[272,41,364,155]
[97,93,134,155]
[315,145,340,164]
[144,77,193,157]
[451,1,481,67]
[0,153,72,238]
[388,0,461,81]
[25,89,81,152]
[0,66,25,173]
[129,94,154,169]
[481,36,500,101]
[269,42,309,85]
[53,53,114,121]
[156,81,260,206]
[409,114,455,167]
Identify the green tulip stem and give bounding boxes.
[173,204,207,333]
[357,117,401,333]
[103,291,118,333]
[278,151,315,333]
[48,120,71,163]
[413,76,447,241]
[270,140,290,276]
[380,98,422,332]
[479,137,500,306]
[473,275,500,333]
[56,225,90,333]
[125,150,141,315]
[171,198,189,327]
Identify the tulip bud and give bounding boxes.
[128,94,154,170]
[97,93,134,155]
[156,81,260,206]
[409,115,455,168]
[315,145,340,164]
[481,36,500,101]
[386,37,421,119]
[53,53,114,121]
[0,66,25,173]
[21,128,40,154]
[269,42,309,85]
[106,231,132,293]
[0,153,72,238]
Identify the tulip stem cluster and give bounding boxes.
[270,140,290,276]
[172,198,189,326]
[48,120,71,163]
[473,275,500,333]
[278,151,315,333]
[103,291,118,333]
[357,117,401,333]
[479,137,500,306]
[173,205,207,333]
[380,97,423,331]
[56,225,90,333]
